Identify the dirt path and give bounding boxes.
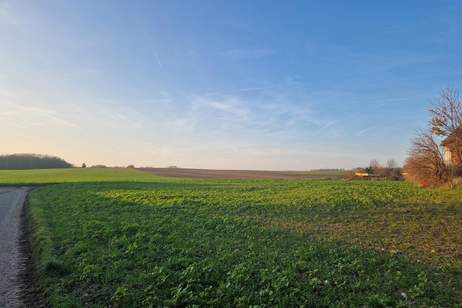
[0,187,29,308]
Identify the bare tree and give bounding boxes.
[430,88,462,135]
[430,88,462,163]
[384,159,401,179]
[404,130,451,187]
[367,159,382,174]
[370,159,381,169]
[386,159,398,169]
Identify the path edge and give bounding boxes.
[18,188,48,307]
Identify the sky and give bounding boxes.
[1,0,462,170]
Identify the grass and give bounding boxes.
[12,169,461,306]
[0,168,160,185]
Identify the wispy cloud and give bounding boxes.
[355,126,374,137]
[0,102,80,128]
[0,1,25,27]
[223,47,275,59]
[192,95,250,118]
[154,52,163,69]
[204,85,278,97]
[185,89,338,145]
[262,102,335,129]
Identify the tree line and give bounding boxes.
[0,154,73,170]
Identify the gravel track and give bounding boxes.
[0,187,29,307]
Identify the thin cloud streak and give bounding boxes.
[0,1,22,27]
[154,52,163,69]
[355,126,374,137]
[191,95,250,118]
[204,85,278,97]
[223,47,275,59]
[1,102,80,128]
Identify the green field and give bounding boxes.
[0,168,161,185]
[5,169,462,306]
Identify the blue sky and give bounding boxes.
[1,0,461,169]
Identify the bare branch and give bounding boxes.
[430,88,462,136]
[404,129,451,187]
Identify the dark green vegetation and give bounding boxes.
[0,154,72,170]
[17,169,461,307]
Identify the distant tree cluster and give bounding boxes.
[0,154,73,170]
[363,159,402,180]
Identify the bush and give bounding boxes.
[404,131,451,187]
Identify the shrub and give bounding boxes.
[404,131,451,187]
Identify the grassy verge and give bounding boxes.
[21,194,52,307]
[26,180,462,306]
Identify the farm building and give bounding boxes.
[442,127,462,165]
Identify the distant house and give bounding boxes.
[442,127,462,165]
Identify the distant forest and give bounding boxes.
[0,154,73,170]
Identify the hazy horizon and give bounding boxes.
[1,1,461,169]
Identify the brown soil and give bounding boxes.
[139,168,347,180]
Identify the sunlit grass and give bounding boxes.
[25,179,462,306]
[0,168,161,185]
